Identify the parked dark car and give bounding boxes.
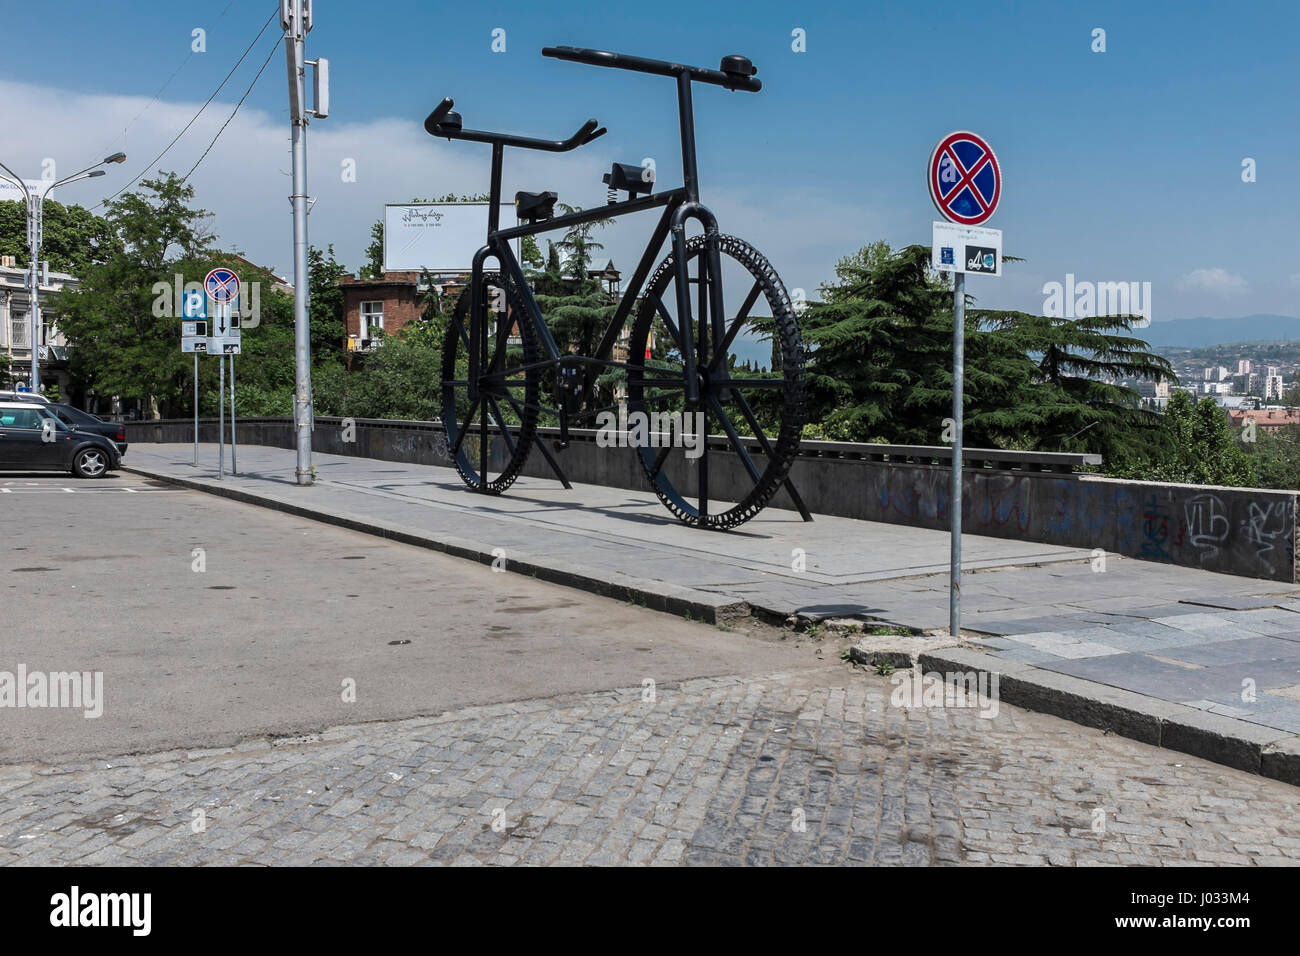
[4,395,126,454]
[41,402,128,454]
[0,402,122,478]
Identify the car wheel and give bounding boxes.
[72,447,109,479]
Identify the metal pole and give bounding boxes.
[28,192,40,392]
[950,272,965,639]
[287,0,314,485]
[218,352,225,479]
[193,351,199,466]
[229,352,237,474]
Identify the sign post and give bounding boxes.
[218,348,225,479]
[229,348,237,475]
[181,287,207,467]
[204,269,241,480]
[928,130,1003,640]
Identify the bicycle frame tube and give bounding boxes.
[488,189,690,366]
[492,188,684,242]
[677,74,700,203]
[493,236,562,361]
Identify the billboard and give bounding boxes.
[0,180,44,203]
[382,202,520,273]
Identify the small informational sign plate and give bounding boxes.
[207,301,241,354]
[181,319,209,353]
[931,221,1002,277]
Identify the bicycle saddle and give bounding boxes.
[515,190,557,222]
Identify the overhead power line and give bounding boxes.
[93,6,281,210]
[96,0,238,159]
[181,31,281,184]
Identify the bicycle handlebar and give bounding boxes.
[424,97,607,151]
[542,45,762,92]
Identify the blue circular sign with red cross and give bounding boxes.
[928,130,1001,226]
[204,267,240,303]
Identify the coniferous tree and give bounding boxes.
[799,242,1044,446]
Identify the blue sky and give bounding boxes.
[1,0,1296,321]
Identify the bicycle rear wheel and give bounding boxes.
[441,272,540,493]
[626,234,804,529]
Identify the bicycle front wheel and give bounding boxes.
[626,234,804,529]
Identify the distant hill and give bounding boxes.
[1134,315,1300,348]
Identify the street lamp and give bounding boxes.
[0,152,126,392]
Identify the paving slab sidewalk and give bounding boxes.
[124,443,1300,783]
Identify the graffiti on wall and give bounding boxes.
[866,463,1296,582]
[1184,493,1230,565]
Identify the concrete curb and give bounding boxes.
[917,647,1300,787]
[124,465,746,624]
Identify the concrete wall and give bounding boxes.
[129,417,1299,583]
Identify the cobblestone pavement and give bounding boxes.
[3,667,1298,866]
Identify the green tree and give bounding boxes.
[972,310,1175,460]
[798,242,1045,446]
[1247,424,1300,490]
[0,198,122,275]
[308,244,347,365]
[49,172,216,416]
[1109,391,1257,486]
[358,220,384,279]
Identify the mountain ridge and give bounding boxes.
[1129,314,1300,348]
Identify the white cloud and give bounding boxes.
[1177,267,1249,295]
[0,77,858,303]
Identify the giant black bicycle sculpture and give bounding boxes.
[425,45,809,529]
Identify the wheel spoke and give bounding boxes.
[485,395,517,456]
[697,405,709,520]
[451,398,481,457]
[450,311,471,352]
[712,280,762,371]
[707,394,762,484]
[647,292,683,352]
[478,390,488,484]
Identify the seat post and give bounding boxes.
[488,142,504,233]
[676,72,699,203]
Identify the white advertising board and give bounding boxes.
[0,179,43,203]
[383,203,520,273]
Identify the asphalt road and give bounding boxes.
[0,473,815,764]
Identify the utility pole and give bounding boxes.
[0,154,124,393]
[283,0,327,486]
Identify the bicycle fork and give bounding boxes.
[670,204,725,407]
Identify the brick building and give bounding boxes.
[339,263,623,354]
[1228,408,1300,434]
[340,271,446,352]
